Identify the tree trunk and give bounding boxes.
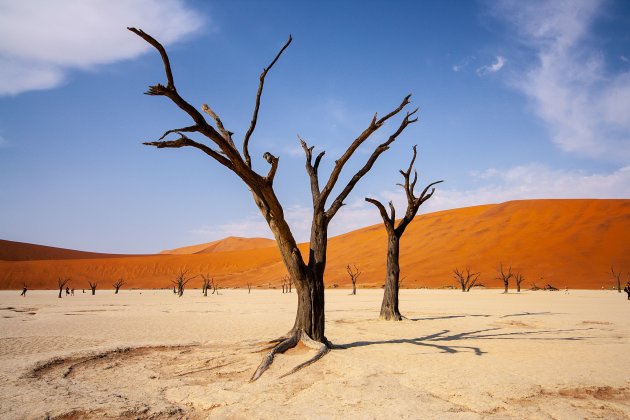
[380,233,402,321]
[58,287,62,299]
[91,287,96,295]
[351,279,356,295]
[115,287,120,294]
[503,281,508,294]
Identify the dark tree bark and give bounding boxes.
[173,269,194,297]
[129,28,417,380]
[611,266,622,293]
[57,278,69,299]
[497,264,512,294]
[514,273,525,292]
[366,146,442,321]
[201,274,212,297]
[346,264,361,295]
[88,281,97,296]
[113,279,125,294]
[453,268,481,292]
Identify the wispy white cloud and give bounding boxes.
[491,0,630,160]
[621,55,629,63]
[476,55,506,76]
[0,0,205,95]
[0,135,7,147]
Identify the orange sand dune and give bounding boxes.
[0,239,130,261]
[159,236,276,255]
[1,199,628,290]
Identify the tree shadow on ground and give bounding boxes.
[336,327,597,356]
[408,314,491,321]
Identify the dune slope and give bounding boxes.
[1,199,628,290]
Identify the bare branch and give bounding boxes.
[300,136,322,200]
[144,134,233,170]
[128,27,175,91]
[365,197,394,230]
[263,152,279,183]
[201,104,236,149]
[159,125,198,140]
[326,107,418,219]
[320,96,414,205]
[243,35,293,168]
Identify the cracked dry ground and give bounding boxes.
[0,290,629,418]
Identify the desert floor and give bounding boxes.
[1,289,629,419]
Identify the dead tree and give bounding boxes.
[57,277,69,298]
[453,268,481,292]
[113,279,125,294]
[287,276,292,293]
[88,281,97,295]
[212,279,219,295]
[173,269,195,297]
[497,264,513,294]
[366,145,441,320]
[247,282,252,294]
[129,28,417,381]
[346,264,361,296]
[544,284,559,291]
[514,272,525,293]
[611,266,624,292]
[282,276,287,294]
[201,274,212,297]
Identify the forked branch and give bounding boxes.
[243,35,293,168]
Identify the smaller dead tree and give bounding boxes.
[514,272,525,293]
[544,284,558,291]
[57,277,69,298]
[212,279,219,295]
[20,283,27,297]
[497,264,513,294]
[282,276,286,294]
[201,274,212,297]
[247,282,252,294]
[611,266,622,293]
[454,268,480,292]
[346,264,361,295]
[88,281,97,295]
[287,276,292,293]
[113,279,126,294]
[173,269,195,297]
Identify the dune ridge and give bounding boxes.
[1,199,628,290]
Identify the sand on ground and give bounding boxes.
[0,289,629,419]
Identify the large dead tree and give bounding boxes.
[366,146,441,320]
[454,268,480,292]
[497,264,512,294]
[129,28,417,381]
[113,279,125,294]
[57,277,69,299]
[346,264,361,296]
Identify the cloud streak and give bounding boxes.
[0,0,204,95]
[492,0,630,161]
[476,56,506,76]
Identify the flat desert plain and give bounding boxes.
[1,289,629,419]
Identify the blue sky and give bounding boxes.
[0,0,629,253]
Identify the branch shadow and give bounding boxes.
[408,314,491,321]
[336,327,597,356]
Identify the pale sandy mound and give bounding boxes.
[1,199,629,290]
[160,236,276,255]
[0,289,628,418]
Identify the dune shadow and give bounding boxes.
[336,327,598,356]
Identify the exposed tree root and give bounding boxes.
[250,331,331,382]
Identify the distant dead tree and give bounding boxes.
[211,278,219,295]
[544,284,559,291]
[282,276,287,294]
[130,27,418,380]
[514,272,525,293]
[247,282,252,294]
[20,282,27,297]
[497,264,513,294]
[112,279,125,294]
[453,268,480,292]
[201,274,212,297]
[88,281,97,295]
[346,265,361,296]
[529,283,542,291]
[287,276,292,293]
[611,266,622,293]
[173,269,195,297]
[57,277,69,298]
[366,145,441,320]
